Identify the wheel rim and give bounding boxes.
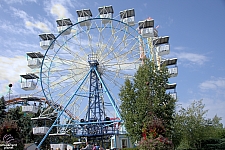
[40,18,144,124]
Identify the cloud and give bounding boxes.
[10,6,29,20]
[199,77,225,90]
[26,21,50,33]
[0,20,33,35]
[51,3,68,19]
[43,0,87,21]
[0,56,32,81]
[10,6,52,33]
[166,17,173,26]
[44,1,77,20]
[0,55,33,95]
[143,3,148,7]
[3,0,36,4]
[173,52,208,65]
[174,46,187,50]
[0,35,39,57]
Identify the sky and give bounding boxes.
[0,0,225,124]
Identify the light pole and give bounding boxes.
[8,83,12,101]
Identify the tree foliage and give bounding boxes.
[0,120,24,150]
[174,99,224,149]
[6,106,36,144]
[0,96,6,124]
[119,59,176,145]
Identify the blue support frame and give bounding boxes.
[37,57,122,149]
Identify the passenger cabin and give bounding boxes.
[56,18,73,35]
[98,5,114,24]
[154,36,170,56]
[39,33,55,50]
[26,52,44,69]
[50,144,67,150]
[161,58,178,78]
[170,92,177,100]
[31,117,51,135]
[165,83,177,100]
[49,133,70,150]
[20,73,39,91]
[21,96,41,113]
[76,9,92,27]
[22,105,39,113]
[120,9,135,26]
[138,19,157,37]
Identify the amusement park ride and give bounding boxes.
[6,5,178,149]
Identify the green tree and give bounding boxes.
[0,96,6,124]
[7,106,35,143]
[175,99,224,149]
[119,59,176,145]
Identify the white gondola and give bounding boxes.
[26,52,44,69]
[154,36,170,56]
[32,127,49,135]
[120,9,135,26]
[56,18,73,35]
[166,83,177,100]
[22,105,39,113]
[161,58,178,78]
[170,92,177,100]
[168,66,178,77]
[39,33,55,50]
[76,9,92,27]
[20,73,39,91]
[31,117,51,135]
[138,20,157,38]
[50,144,67,150]
[98,6,113,24]
[157,44,170,56]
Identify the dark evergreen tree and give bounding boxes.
[119,59,176,145]
[0,96,6,124]
[6,106,35,143]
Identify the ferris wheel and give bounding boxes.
[23,5,179,149]
[40,19,141,120]
[36,6,145,146]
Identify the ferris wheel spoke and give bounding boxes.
[57,44,87,64]
[95,22,118,56]
[101,71,124,88]
[63,27,90,60]
[100,35,138,65]
[43,70,88,96]
[98,25,129,59]
[76,24,95,54]
[105,61,140,71]
[49,80,83,104]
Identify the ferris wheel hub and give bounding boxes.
[88,53,99,66]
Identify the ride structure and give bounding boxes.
[12,5,178,149]
[37,6,143,148]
